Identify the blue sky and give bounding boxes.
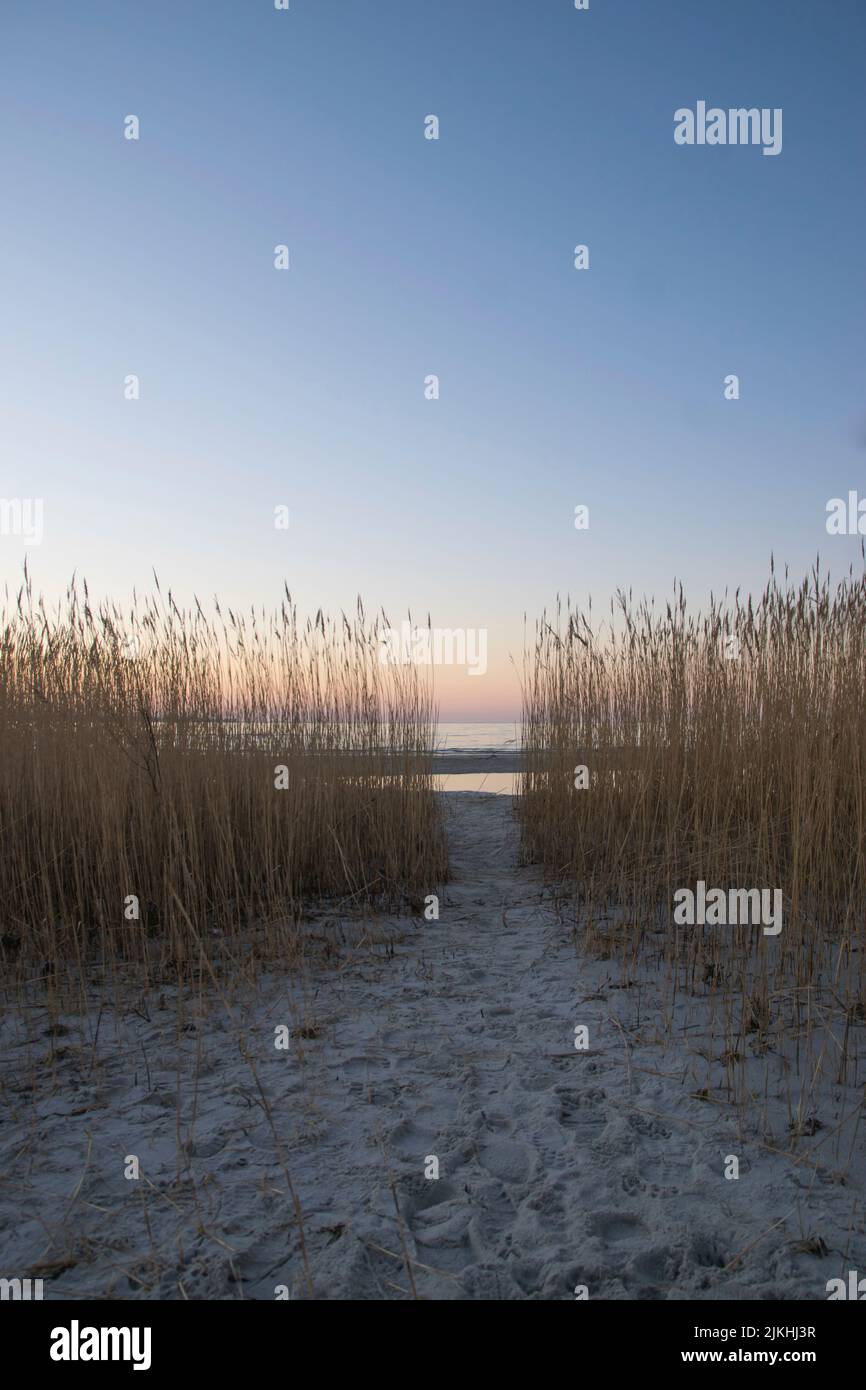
[1,0,864,717]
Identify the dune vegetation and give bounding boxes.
[519,557,866,1121]
[0,566,446,1000]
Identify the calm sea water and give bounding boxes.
[435,722,520,754]
[434,722,520,794]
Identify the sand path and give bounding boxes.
[1,793,862,1300]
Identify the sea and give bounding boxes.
[435,722,520,755]
[434,722,521,794]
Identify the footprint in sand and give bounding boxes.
[589,1210,645,1244]
[556,1087,607,1129]
[336,1054,391,1078]
[386,1112,457,1162]
[478,1136,536,1185]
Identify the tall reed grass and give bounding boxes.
[0,568,446,994]
[519,558,866,1111]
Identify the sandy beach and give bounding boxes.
[2,791,862,1301]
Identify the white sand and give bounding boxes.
[1,793,864,1300]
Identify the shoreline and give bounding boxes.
[433,752,521,774]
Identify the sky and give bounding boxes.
[1,0,864,720]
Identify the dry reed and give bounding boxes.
[0,565,446,1000]
[519,556,866,1136]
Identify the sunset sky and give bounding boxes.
[2,0,864,719]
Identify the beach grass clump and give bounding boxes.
[0,568,446,993]
[518,557,866,1061]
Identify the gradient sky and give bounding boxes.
[2,0,864,719]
